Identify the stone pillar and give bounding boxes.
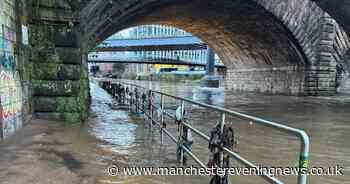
[27,0,91,123]
[32,32,90,122]
[337,51,350,93]
[305,14,338,96]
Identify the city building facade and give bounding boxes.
[90,25,223,78]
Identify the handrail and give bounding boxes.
[99,79,310,184]
[139,103,208,168]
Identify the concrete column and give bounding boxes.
[206,47,215,75]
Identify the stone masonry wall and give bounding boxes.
[224,14,349,96]
[28,0,90,123]
[333,20,350,91]
[225,67,305,95]
[305,15,350,95]
[80,0,350,95]
[337,51,350,93]
[254,0,350,95]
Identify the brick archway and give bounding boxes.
[80,0,348,95]
[82,0,347,65]
[25,0,350,122]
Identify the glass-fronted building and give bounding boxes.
[111,25,191,39]
[108,25,217,65]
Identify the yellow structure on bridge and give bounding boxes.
[154,64,189,72]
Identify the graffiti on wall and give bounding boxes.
[0,69,23,139]
[0,0,26,140]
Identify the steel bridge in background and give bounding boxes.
[95,36,206,52]
[87,55,225,68]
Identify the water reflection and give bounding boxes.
[89,82,137,148]
[192,87,225,106]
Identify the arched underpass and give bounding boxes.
[0,0,348,130]
[81,0,349,96]
[1,1,350,184]
[91,1,309,95]
[15,0,347,122]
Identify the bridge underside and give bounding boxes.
[31,0,350,123]
[87,0,311,95]
[2,0,350,131]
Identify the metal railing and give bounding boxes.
[99,79,310,184]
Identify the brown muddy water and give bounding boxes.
[109,79,350,184]
[1,79,348,184]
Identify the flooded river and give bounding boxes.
[80,79,349,184]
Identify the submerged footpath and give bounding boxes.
[0,119,98,184]
[0,82,143,184]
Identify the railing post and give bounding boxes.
[179,100,185,164]
[149,91,153,131]
[127,86,131,110]
[219,112,226,173]
[298,133,310,184]
[129,86,133,112]
[142,92,146,114]
[108,80,311,184]
[121,83,125,104]
[135,88,139,113]
[160,94,164,144]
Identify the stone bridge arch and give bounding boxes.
[313,0,350,35]
[80,0,350,95]
[27,0,350,122]
[82,0,323,64]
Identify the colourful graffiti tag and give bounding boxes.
[4,26,16,42]
[0,71,22,113]
[1,51,16,71]
[0,37,4,50]
[0,98,3,139]
[0,69,23,139]
[0,51,22,121]
[0,0,24,139]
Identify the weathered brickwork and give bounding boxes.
[225,67,305,95]
[333,24,350,66]
[80,0,350,95]
[247,0,350,94]
[28,0,90,123]
[333,22,350,92]
[254,0,324,65]
[303,15,350,95]
[0,0,349,140]
[337,51,350,93]
[314,0,350,35]
[0,0,31,140]
[81,0,331,65]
